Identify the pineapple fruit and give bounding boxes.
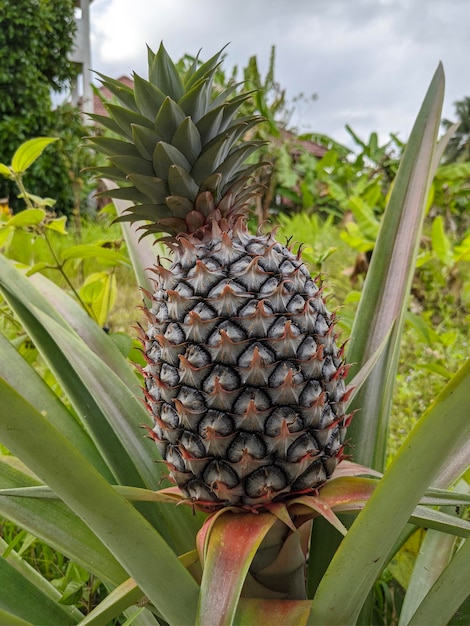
[90,43,351,509]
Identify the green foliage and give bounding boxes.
[0,138,133,334]
[0,1,96,214]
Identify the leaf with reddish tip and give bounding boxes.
[318,476,377,512]
[196,511,278,626]
[288,496,348,536]
[331,460,382,479]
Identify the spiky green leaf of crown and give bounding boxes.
[89,43,264,238]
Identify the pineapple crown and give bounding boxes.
[89,43,265,240]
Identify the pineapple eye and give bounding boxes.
[244,465,287,499]
[159,363,180,387]
[324,427,343,456]
[184,344,211,368]
[180,431,206,458]
[176,386,205,411]
[246,241,266,255]
[184,302,217,322]
[234,387,270,413]
[164,322,185,344]
[159,402,180,429]
[322,356,337,381]
[238,343,275,368]
[318,405,336,430]
[292,460,327,492]
[286,294,306,314]
[269,316,301,339]
[203,460,239,488]
[154,301,169,323]
[198,410,234,437]
[175,281,194,297]
[286,433,319,463]
[269,362,304,388]
[265,407,303,436]
[165,445,185,472]
[299,380,323,407]
[202,364,241,393]
[279,259,298,275]
[297,336,318,360]
[207,320,247,345]
[314,314,330,336]
[184,479,219,502]
[227,432,266,462]
[259,277,278,295]
[304,280,320,297]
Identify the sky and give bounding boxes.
[89,0,470,149]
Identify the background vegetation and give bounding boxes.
[0,0,95,214]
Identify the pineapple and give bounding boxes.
[90,44,351,509]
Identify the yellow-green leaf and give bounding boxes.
[7,208,45,227]
[11,138,58,174]
[45,216,68,235]
[0,226,14,250]
[79,272,117,327]
[0,163,12,179]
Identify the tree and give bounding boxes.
[442,96,470,162]
[0,0,93,213]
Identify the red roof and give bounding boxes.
[93,75,134,117]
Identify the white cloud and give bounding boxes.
[89,0,470,146]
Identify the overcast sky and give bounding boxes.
[89,0,469,148]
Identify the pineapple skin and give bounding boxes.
[142,221,350,508]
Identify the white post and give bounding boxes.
[70,0,94,121]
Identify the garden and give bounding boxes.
[0,14,469,626]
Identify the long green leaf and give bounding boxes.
[400,473,470,625]
[398,526,456,625]
[1,255,138,394]
[1,284,151,491]
[0,609,31,625]
[0,555,80,625]
[0,458,128,585]
[407,535,470,626]
[0,334,112,481]
[28,272,142,393]
[32,307,159,488]
[76,578,145,626]
[346,64,445,470]
[0,537,85,623]
[0,379,200,625]
[309,357,470,625]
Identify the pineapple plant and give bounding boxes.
[89,43,351,509]
[1,47,469,626]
